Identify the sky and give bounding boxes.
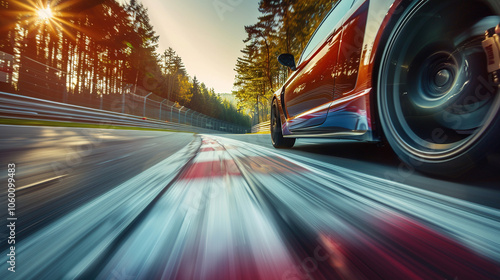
[119,0,261,94]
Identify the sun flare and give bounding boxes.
[37,7,53,20]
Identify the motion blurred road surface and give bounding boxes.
[1,125,499,279]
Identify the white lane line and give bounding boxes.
[96,153,133,165]
[142,143,158,148]
[17,175,68,191]
[199,143,223,149]
[193,150,233,163]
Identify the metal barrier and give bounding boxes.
[0,91,231,134]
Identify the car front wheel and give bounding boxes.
[378,0,500,176]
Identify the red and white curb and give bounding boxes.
[97,136,302,280]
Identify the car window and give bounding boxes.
[298,0,354,65]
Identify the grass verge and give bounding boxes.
[0,118,191,133]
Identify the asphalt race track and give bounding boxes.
[1,125,499,279]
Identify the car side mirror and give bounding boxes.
[278,53,297,71]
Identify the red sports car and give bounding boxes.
[271,0,500,176]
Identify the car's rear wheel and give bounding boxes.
[378,0,500,176]
[271,99,295,148]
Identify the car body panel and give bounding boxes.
[276,0,401,140]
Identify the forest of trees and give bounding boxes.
[0,0,251,127]
[233,0,336,123]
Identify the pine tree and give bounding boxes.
[188,76,201,109]
[125,0,160,92]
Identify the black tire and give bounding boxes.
[271,99,295,148]
[378,0,500,176]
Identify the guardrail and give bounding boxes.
[0,92,244,134]
[251,121,270,133]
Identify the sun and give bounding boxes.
[37,7,53,21]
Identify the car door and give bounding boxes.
[284,0,354,131]
[335,0,368,98]
[323,0,370,131]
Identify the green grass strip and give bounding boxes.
[0,118,192,133]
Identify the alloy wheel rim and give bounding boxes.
[380,0,500,158]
